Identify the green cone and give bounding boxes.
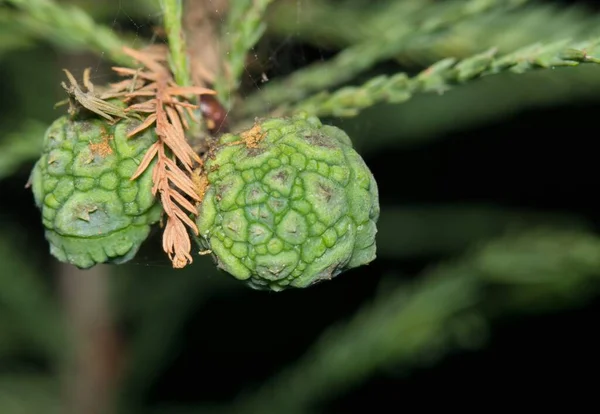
[196,114,380,291]
[29,116,162,268]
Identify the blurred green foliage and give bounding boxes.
[2,0,600,413]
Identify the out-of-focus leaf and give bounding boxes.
[0,121,46,180]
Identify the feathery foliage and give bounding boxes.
[161,0,192,88]
[239,0,528,116]
[292,42,600,117]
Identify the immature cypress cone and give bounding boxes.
[29,116,161,268]
[196,114,379,291]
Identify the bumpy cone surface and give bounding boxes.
[196,114,379,291]
[29,116,162,268]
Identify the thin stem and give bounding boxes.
[160,0,203,137]
[161,0,192,87]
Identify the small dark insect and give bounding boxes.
[200,94,229,135]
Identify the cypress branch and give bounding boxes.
[292,40,600,118]
[240,0,528,117]
[161,0,192,87]
[332,65,600,153]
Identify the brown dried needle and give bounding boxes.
[110,46,216,268]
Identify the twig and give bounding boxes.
[290,40,600,118]
[161,0,192,87]
[239,0,527,117]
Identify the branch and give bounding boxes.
[336,65,600,153]
[291,40,600,118]
[161,0,192,87]
[239,0,527,117]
